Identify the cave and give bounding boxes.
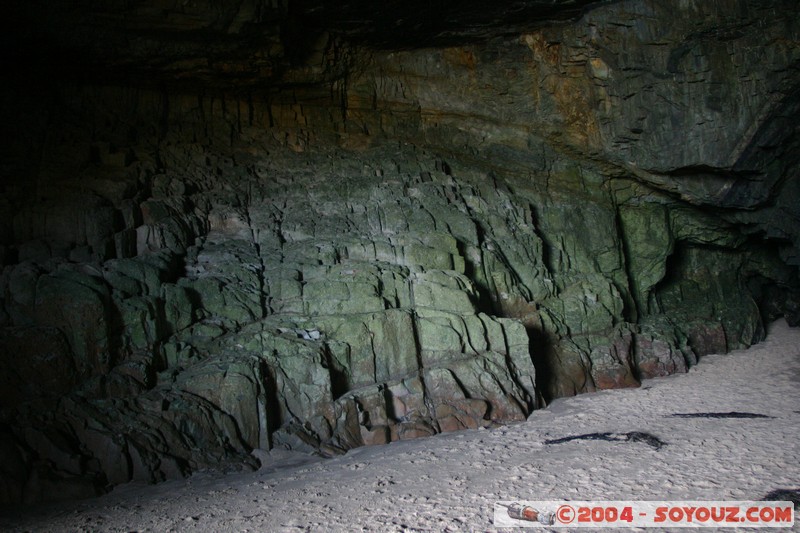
[1,0,799,528]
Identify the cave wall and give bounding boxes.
[1,0,799,504]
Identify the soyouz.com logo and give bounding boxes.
[494,501,795,528]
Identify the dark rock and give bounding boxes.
[762,489,800,509]
[545,431,666,450]
[785,294,800,327]
[0,427,27,505]
[670,412,773,419]
[0,327,77,413]
[22,464,106,505]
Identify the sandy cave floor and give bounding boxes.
[2,321,799,533]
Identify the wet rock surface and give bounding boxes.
[1,0,799,505]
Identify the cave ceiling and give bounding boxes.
[4,1,800,258]
[5,0,607,87]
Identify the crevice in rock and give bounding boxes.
[526,326,556,405]
[406,279,441,434]
[323,343,350,402]
[244,198,268,320]
[613,206,641,323]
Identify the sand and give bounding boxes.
[2,320,798,532]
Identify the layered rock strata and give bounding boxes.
[1,0,798,504]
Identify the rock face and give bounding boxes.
[1,0,799,504]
